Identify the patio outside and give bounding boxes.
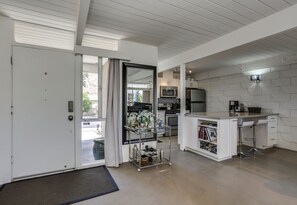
[81,121,104,165]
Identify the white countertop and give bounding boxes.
[184,112,278,119]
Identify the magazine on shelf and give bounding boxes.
[206,128,217,142]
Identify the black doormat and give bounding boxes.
[0,166,119,205]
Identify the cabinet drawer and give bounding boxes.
[268,115,277,122]
[267,133,277,146]
[268,121,277,133]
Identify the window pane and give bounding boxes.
[82,56,99,120]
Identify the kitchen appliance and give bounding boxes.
[160,86,178,98]
[236,103,245,112]
[248,107,261,113]
[165,110,178,136]
[229,100,239,113]
[186,88,206,112]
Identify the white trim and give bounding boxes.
[75,55,83,168]
[11,161,105,181]
[76,160,105,170]
[158,4,297,71]
[75,45,131,61]
[12,168,76,182]
[178,64,186,150]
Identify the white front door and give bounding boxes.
[12,46,75,179]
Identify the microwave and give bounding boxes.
[160,86,178,98]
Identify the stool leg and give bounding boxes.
[238,127,247,158]
[249,125,259,153]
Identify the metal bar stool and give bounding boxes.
[238,121,254,158]
[249,119,268,154]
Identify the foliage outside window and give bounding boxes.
[82,92,92,113]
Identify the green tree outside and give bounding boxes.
[83,92,92,113]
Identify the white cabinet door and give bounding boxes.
[12,46,75,179]
[229,119,238,156]
[184,117,198,150]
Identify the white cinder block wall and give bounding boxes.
[197,64,297,151]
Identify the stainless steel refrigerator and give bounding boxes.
[186,88,206,112]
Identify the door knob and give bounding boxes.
[68,115,74,121]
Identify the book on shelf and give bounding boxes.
[198,126,217,142]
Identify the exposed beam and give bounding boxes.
[75,0,91,45]
[158,4,297,72]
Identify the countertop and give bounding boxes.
[184,112,278,119]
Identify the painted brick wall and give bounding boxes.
[197,64,297,151]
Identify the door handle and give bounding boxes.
[68,115,74,121]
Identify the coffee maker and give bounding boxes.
[229,100,239,113]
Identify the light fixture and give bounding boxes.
[189,70,192,74]
[250,75,261,83]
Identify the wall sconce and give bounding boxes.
[250,75,261,83]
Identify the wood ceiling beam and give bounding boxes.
[75,0,91,45]
[158,4,297,72]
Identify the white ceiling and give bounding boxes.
[1,0,297,61]
[186,27,297,72]
[0,0,77,31]
[87,0,297,61]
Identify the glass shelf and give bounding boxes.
[125,125,172,171]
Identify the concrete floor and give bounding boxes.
[76,137,297,205]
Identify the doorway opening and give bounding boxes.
[81,55,108,165]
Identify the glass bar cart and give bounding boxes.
[124,125,172,171]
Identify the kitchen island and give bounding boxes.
[178,112,278,161]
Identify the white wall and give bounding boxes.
[0,16,13,185]
[197,64,297,151]
[119,40,158,66]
